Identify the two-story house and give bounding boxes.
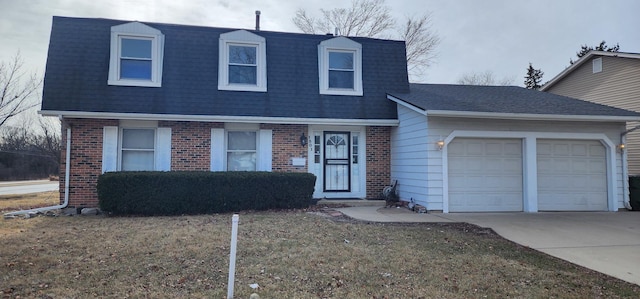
[41,17,640,213]
[40,16,409,208]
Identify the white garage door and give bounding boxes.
[537,139,607,211]
[448,138,523,212]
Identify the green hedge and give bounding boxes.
[629,176,640,211]
[97,171,317,216]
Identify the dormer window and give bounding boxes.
[120,38,153,79]
[218,30,267,92]
[229,45,258,84]
[108,22,164,87]
[329,51,355,89]
[319,37,363,96]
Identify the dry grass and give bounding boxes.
[0,191,59,213]
[1,209,639,298]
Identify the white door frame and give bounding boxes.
[441,130,617,213]
[308,125,367,198]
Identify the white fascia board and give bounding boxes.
[425,109,640,122]
[541,51,640,91]
[39,110,399,126]
[386,94,427,115]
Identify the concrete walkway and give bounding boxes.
[336,206,640,286]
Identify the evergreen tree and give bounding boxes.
[570,41,620,64]
[524,63,543,90]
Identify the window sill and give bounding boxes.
[218,83,267,92]
[320,88,363,96]
[108,79,161,88]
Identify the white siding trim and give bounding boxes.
[441,130,617,213]
[102,126,118,173]
[211,128,225,171]
[39,110,399,126]
[258,129,273,171]
[155,127,171,171]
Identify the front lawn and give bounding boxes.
[1,210,638,298]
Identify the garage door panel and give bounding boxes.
[449,138,523,212]
[537,139,607,211]
[590,144,605,155]
[571,144,588,156]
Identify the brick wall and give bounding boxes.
[159,121,223,171]
[60,118,118,208]
[366,126,391,199]
[61,120,387,207]
[261,124,308,173]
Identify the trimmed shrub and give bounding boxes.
[97,171,316,216]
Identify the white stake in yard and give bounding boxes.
[227,214,239,299]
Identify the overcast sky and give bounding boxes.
[1,0,638,87]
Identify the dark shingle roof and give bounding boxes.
[42,17,409,120]
[388,84,640,118]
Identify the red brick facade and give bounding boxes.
[60,119,391,207]
[59,118,118,207]
[366,126,391,199]
[159,121,223,171]
[261,124,308,173]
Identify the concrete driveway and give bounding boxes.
[337,206,640,285]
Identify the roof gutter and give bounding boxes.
[4,123,71,218]
[39,110,399,127]
[424,110,640,122]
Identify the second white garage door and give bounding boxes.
[537,139,608,211]
[448,138,523,212]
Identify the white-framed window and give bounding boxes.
[211,127,272,172]
[120,128,156,171]
[108,22,164,87]
[102,123,171,173]
[593,57,603,73]
[226,131,257,171]
[218,30,267,92]
[318,37,363,96]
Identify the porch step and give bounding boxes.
[316,199,386,207]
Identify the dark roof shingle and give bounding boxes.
[389,84,640,118]
[42,16,410,120]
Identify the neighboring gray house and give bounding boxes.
[388,84,640,212]
[541,51,640,174]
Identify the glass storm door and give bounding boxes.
[324,132,351,192]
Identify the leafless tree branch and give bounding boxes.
[399,13,440,80]
[292,0,439,80]
[0,52,42,128]
[457,70,514,86]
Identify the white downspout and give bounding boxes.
[4,126,71,218]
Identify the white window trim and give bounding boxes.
[225,130,258,171]
[117,127,157,171]
[318,37,363,96]
[592,57,603,73]
[218,30,267,92]
[108,22,164,87]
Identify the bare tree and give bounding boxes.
[0,114,60,180]
[292,0,439,79]
[400,13,440,77]
[293,0,395,37]
[0,52,42,128]
[457,70,514,86]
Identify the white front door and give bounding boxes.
[324,132,351,192]
[309,126,365,198]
